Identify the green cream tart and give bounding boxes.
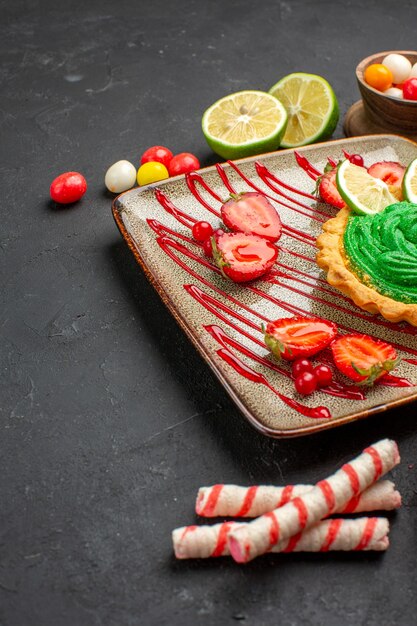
[343,202,417,304]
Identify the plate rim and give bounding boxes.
[112,134,417,438]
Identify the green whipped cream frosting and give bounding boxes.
[343,201,417,304]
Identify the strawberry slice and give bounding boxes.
[221,192,282,243]
[212,231,278,283]
[367,161,405,201]
[331,334,400,385]
[315,167,345,209]
[263,316,338,361]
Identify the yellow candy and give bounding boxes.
[137,161,169,186]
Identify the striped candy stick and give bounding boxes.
[228,439,400,563]
[172,517,389,559]
[196,480,401,518]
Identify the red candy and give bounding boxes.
[50,172,87,204]
[168,153,200,176]
[403,77,417,101]
[140,145,174,168]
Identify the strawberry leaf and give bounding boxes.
[263,330,286,359]
[352,357,401,386]
[211,236,230,279]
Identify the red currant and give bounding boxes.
[192,221,214,242]
[294,371,317,395]
[349,154,364,167]
[203,237,213,257]
[292,358,313,378]
[314,364,333,387]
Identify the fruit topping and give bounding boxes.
[336,160,397,215]
[313,364,333,387]
[221,192,282,242]
[316,166,345,209]
[291,357,314,378]
[212,231,278,283]
[192,221,214,243]
[263,316,337,361]
[367,161,405,200]
[330,334,400,385]
[294,371,317,395]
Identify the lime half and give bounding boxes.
[202,90,288,160]
[268,73,339,148]
[403,157,417,203]
[337,160,397,215]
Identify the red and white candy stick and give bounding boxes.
[227,438,399,563]
[172,517,389,559]
[196,480,401,518]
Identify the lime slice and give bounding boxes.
[403,157,417,203]
[202,90,288,160]
[337,160,397,215]
[268,73,339,148]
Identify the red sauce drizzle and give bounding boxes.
[217,346,331,419]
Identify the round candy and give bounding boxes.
[50,172,87,204]
[364,64,393,91]
[168,153,200,176]
[403,77,417,101]
[382,54,412,85]
[137,161,169,186]
[140,146,173,168]
[410,62,417,79]
[105,160,137,193]
[384,87,403,99]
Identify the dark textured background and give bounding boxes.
[1,1,417,624]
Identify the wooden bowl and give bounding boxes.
[356,50,417,132]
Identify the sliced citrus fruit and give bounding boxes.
[202,90,288,160]
[268,73,339,148]
[403,157,417,203]
[336,160,397,215]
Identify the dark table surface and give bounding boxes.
[2,1,417,624]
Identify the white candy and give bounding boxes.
[105,160,137,193]
[384,87,403,99]
[382,53,412,84]
[410,62,417,78]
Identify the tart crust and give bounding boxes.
[316,207,417,327]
